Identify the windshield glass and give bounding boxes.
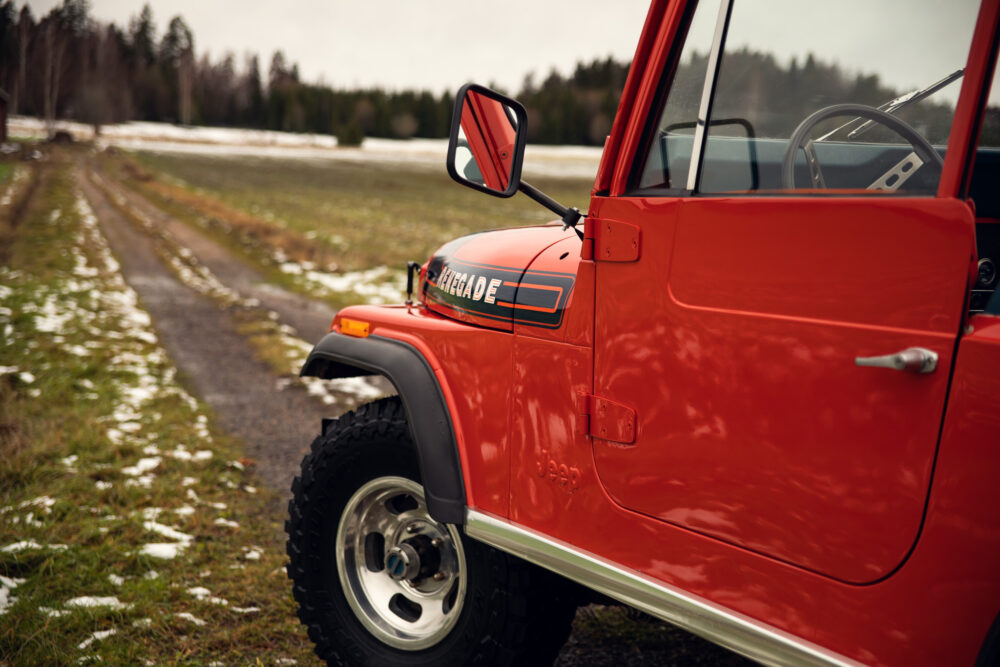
[636,0,982,194]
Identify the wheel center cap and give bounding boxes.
[385,543,421,581]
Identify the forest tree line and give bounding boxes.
[0,0,982,147]
[0,0,630,146]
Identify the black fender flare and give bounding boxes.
[300,332,466,525]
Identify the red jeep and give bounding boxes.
[285,1,1000,664]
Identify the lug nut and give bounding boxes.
[406,523,420,533]
[431,537,442,547]
[433,572,446,581]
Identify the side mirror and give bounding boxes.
[446,84,527,198]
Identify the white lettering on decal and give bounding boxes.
[439,267,452,292]
[484,278,502,304]
[461,275,474,299]
[473,276,487,301]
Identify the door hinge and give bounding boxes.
[576,392,637,444]
[581,218,640,262]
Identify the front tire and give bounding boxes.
[286,397,576,666]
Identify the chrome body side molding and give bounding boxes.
[464,510,862,667]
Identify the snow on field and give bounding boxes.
[278,262,405,305]
[9,116,602,179]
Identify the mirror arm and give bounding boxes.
[518,181,585,240]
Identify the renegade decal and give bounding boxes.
[424,256,575,329]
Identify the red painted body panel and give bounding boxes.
[590,195,972,583]
[332,304,513,516]
[513,236,594,347]
[508,337,592,526]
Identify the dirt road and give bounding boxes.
[78,165,341,492]
[78,155,749,667]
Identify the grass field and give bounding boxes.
[0,154,314,665]
[117,151,594,274]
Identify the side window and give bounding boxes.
[635,0,721,190]
[635,0,981,195]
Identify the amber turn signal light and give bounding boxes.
[339,318,371,338]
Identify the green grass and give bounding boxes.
[0,154,315,665]
[120,151,593,273]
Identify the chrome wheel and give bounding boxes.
[336,476,467,650]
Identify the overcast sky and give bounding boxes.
[24,0,654,93]
[23,0,982,103]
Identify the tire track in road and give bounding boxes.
[87,161,336,343]
[78,165,331,494]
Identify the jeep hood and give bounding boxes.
[422,225,578,332]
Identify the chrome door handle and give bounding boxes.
[855,347,938,374]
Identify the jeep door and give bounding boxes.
[589,0,985,583]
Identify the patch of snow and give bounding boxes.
[133,617,152,627]
[231,606,260,614]
[142,521,192,543]
[281,264,405,305]
[95,481,112,490]
[14,116,602,179]
[125,474,156,488]
[78,628,117,650]
[187,586,228,606]
[2,540,68,553]
[108,574,124,587]
[242,546,263,561]
[0,575,26,615]
[139,543,185,560]
[39,606,71,618]
[213,518,239,529]
[122,457,161,476]
[174,612,206,626]
[65,596,130,610]
[18,496,56,513]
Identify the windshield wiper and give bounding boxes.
[816,68,964,142]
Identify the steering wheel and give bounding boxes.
[781,103,944,191]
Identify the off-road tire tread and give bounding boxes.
[286,396,575,666]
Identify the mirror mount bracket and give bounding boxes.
[518,181,585,240]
